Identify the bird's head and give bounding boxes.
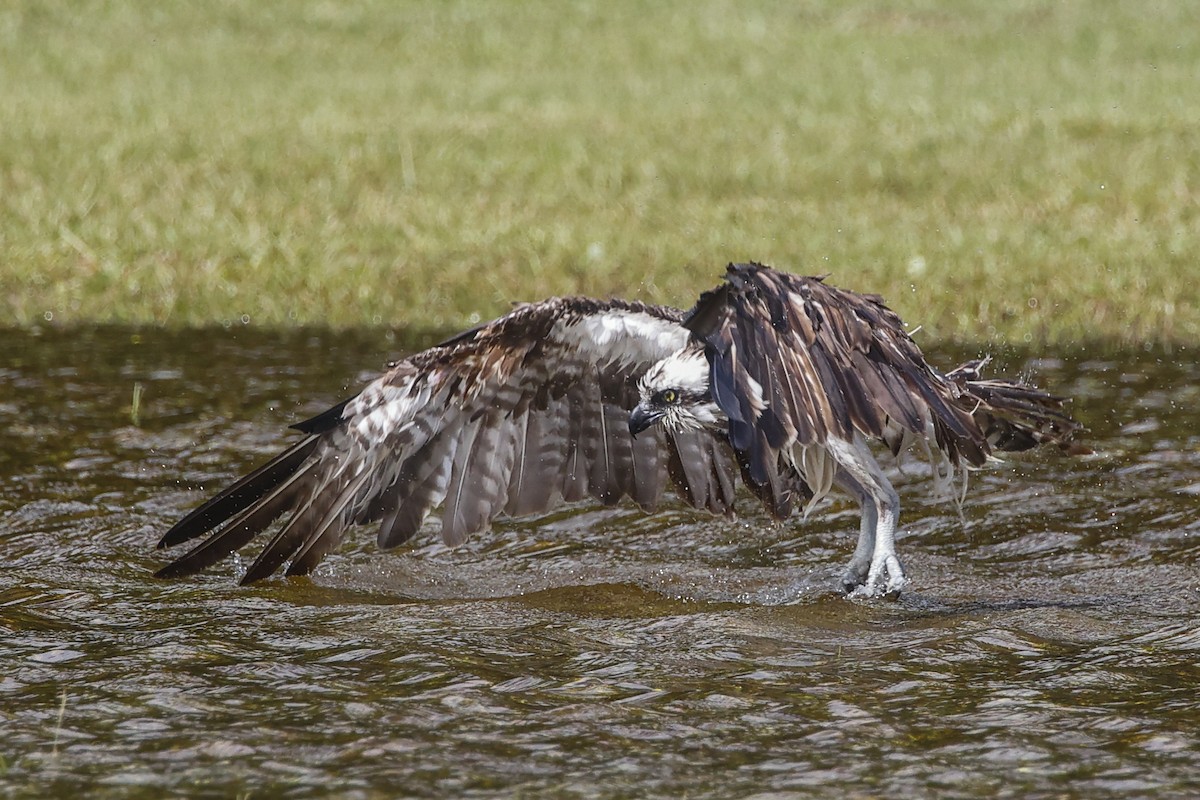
[629,347,722,437]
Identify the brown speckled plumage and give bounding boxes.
[156,263,1083,591]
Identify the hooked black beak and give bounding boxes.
[628,404,662,438]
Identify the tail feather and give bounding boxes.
[157,437,319,549]
[946,358,1087,454]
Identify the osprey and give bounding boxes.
[156,262,1082,597]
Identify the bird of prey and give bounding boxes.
[155,262,1082,597]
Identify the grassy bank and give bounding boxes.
[2,0,1197,344]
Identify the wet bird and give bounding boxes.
[156,262,1083,596]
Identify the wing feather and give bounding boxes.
[377,432,458,549]
[440,418,485,547]
[153,460,316,578]
[247,462,375,584]
[157,437,319,549]
[506,397,565,516]
[667,430,737,515]
[627,425,668,511]
[561,375,591,503]
[157,296,738,582]
[586,368,616,503]
[684,262,994,490]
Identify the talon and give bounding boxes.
[847,583,873,600]
[844,554,907,600]
[840,562,869,595]
[882,574,907,601]
[884,556,907,599]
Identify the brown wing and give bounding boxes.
[683,262,989,488]
[156,297,740,584]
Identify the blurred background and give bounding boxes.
[2,0,1197,344]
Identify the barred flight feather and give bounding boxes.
[157,297,742,582]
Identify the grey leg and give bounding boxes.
[861,477,903,598]
[834,469,877,594]
[827,436,907,599]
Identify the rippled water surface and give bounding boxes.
[2,327,1198,798]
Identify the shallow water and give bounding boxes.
[1,327,1198,798]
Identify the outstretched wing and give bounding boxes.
[156,297,739,584]
[683,262,989,488]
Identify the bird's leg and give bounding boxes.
[860,479,903,599]
[833,470,876,594]
[827,436,907,599]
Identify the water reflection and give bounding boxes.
[1,327,1198,797]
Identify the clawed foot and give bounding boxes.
[840,557,870,596]
[841,554,906,600]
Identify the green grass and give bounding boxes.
[2,0,1198,344]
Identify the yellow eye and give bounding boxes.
[660,389,677,404]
